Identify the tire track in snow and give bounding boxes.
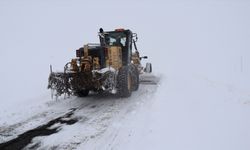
[0,108,78,150]
[0,75,160,150]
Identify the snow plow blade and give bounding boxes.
[48,72,73,98]
[139,73,159,85]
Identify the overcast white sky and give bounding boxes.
[0,0,249,102]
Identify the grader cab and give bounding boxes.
[48,28,152,98]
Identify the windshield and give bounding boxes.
[104,32,127,47]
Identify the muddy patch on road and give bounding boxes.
[0,108,78,150]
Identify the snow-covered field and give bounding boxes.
[1,0,250,150]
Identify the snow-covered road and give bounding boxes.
[0,76,159,150]
[1,72,250,150]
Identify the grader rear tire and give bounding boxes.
[117,66,132,97]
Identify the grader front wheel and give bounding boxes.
[117,66,132,97]
[130,65,139,91]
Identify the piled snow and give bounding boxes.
[118,74,250,150]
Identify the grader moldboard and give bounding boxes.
[48,28,153,98]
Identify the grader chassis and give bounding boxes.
[48,28,152,98]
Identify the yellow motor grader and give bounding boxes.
[48,28,152,98]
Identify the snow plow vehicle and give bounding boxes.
[48,28,153,98]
